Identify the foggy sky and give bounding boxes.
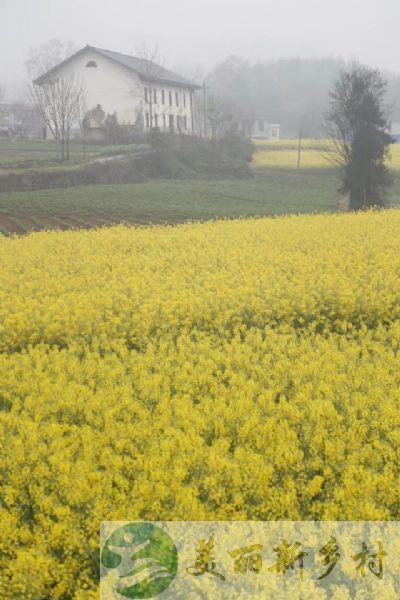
[1,0,400,100]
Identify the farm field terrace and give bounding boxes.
[0,139,134,167]
[0,168,340,234]
[1,138,400,234]
[254,138,400,170]
[1,210,400,597]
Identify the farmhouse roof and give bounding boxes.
[34,45,201,90]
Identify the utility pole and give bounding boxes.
[297,130,302,170]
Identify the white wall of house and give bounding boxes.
[43,48,195,133]
[252,119,267,138]
[142,85,195,133]
[54,48,141,124]
[251,120,280,139]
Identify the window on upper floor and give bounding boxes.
[144,87,148,103]
[86,61,97,68]
[162,90,165,104]
[183,94,186,108]
[169,91,172,106]
[154,89,157,104]
[175,92,179,106]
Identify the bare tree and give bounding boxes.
[30,73,86,161]
[26,39,79,79]
[207,94,237,138]
[129,44,168,133]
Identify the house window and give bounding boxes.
[169,114,174,132]
[86,61,97,68]
[184,116,188,130]
[162,90,165,104]
[163,114,166,129]
[154,89,157,104]
[145,113,150,128]
[155,113,158,128]
[183,93,186,108]
[175,92,179,106]
[258,121,265,132]
[169,91,172,106]
[144,87,148,103]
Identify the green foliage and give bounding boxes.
[103,113,140,145]
[325,64,393,210]
[148,132,255,179]
[0,135,255,192]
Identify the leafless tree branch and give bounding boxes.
[30,73,86,161]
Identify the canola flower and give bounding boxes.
[1,211,400,598]
[254,138,400,170]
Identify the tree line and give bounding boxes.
[204,56,400,137]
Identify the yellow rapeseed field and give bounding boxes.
[254,139,400,170]
[1,211,400,598]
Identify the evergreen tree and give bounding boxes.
[325,64,392,210]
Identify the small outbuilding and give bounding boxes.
[233,118,280,140]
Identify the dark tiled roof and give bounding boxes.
[34,45,201,90]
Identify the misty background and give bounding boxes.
[2,0,400,136]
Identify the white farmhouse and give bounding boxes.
[34,45,201,137]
